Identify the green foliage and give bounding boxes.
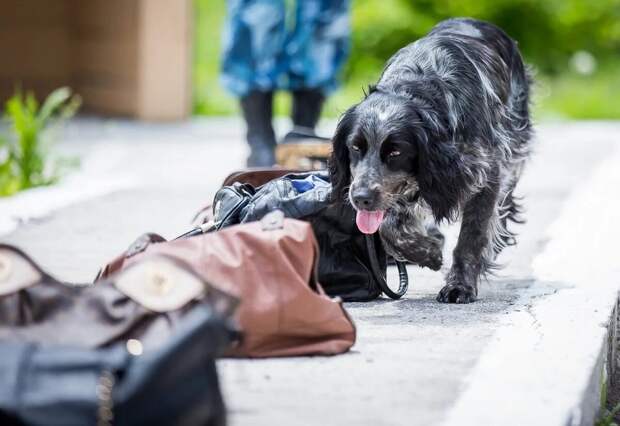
[0,87,80,197]
[347,0,620,78]
[193,0,235,115]
[597,402,620,426]
[193,0,620,119]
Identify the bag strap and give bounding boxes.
[174,185,253,240]
[364,235,408,299]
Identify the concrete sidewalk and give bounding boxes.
[2,118,619,425]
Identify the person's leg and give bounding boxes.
[239,91,277,167]
[283,0,351,141]
[221,0,286,166]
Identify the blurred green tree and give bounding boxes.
[347,0,620,77]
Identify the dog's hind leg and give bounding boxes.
[495,183,524,250]
[489,161,527,261]
[436,167,500,303]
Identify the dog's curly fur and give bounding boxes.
[328,18,533,303]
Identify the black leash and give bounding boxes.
[365,235,409,299]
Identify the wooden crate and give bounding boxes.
[0,0,192,120]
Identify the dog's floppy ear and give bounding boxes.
[417,135,468,223]
[329,105,357,204]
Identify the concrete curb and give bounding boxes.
[440,147,620,426]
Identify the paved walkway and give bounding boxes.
[2,118,619,425]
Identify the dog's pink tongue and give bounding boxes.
[356,210,385,234]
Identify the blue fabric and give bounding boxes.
[221,0,351,97]
[290,173,330,193]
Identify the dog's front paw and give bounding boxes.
[436,282,477,303]
[419,247,443,271]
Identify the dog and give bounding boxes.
[329,18,532,303]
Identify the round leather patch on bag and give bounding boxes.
[114,256,205,312]
[0,247,43,296]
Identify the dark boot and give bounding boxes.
[240,91,276,167]
[282,89,329,143]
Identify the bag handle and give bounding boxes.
[364,235,408,299]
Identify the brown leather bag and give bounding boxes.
[0,244,237,351]
[97,212,356,358]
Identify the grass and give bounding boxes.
[534,62,620,120]
[597,403,620,426]
[194,0,620,120]
[0,87,80,196]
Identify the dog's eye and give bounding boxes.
[388,150,401,158]
[350,144,361,152]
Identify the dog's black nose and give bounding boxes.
[352,188,378,210]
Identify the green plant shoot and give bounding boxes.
[0,87,81,196]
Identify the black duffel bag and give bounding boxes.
[182,171,408,301]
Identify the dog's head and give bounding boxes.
[329,87,467,233]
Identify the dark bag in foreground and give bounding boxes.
[0,308,229,426]
[194,170,408,301]
[97,214,356,358]
[0,244,234,426]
